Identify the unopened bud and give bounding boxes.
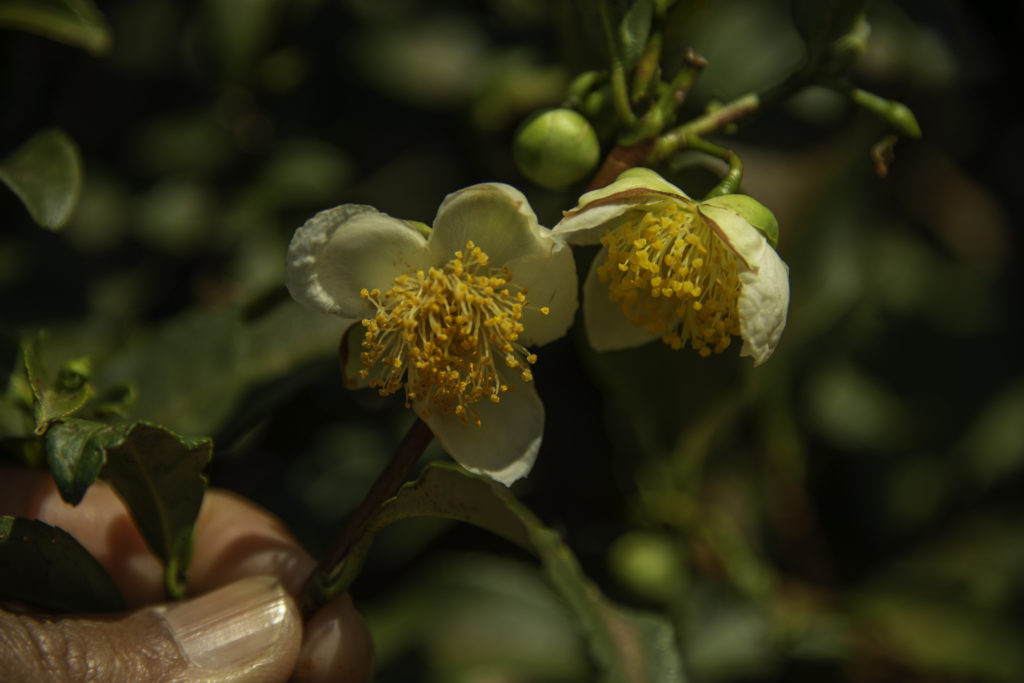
[513,109,600,189]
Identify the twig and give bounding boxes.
[300,417,434,618]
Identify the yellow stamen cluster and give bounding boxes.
[595,203,743,356]
[358,241,547,426]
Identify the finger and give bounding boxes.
[294,594,375,683]
[189,489,315,597]
[0,469,315,605]
[0,576,301,683]
[0,467,375,681]
[0,468,163,606]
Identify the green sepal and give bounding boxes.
[572,167,690,211]
[406,220,432,238]
[701,194,780,248]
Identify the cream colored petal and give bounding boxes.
[582,246,658,351]
[506,240,579,347]
[554,168,692,246]
[286,205,431,317]
[737,246,790,366]
[429,183,551,265]
[416,376,544,486]
[551,201,638,245]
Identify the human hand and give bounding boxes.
[0,467,373,682]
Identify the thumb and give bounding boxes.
[0,576,301,683]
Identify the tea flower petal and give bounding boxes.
[698,201,789,364]
[554,167,691,246]
[581,247,664,351]
[429,183,578,346]
[418,372,543,485]
[287,204,432,317]
[553,168,789,364]
[286,184,578,485]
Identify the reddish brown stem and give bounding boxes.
[586,138,655,191]
[299,417,434,618]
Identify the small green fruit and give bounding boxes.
[513,108,600,189]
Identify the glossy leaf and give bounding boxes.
[0,128,83,230]
[44,418,123,505]
[316,463,685,683]
[0,0,112,54]
[101,422,212,599]
[0,515,125,613]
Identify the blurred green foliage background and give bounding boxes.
[2,0,1022,681]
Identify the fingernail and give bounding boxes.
[159,576,296,671]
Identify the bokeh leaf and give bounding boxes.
[0,515,125,613]
[94,301,349,438]
[0,128,83,230]
[318,463,685,683]
[0,0,112,54]
[367,555,591,681]
[789,0,867,64]
[853,592,1024,681]
[619,0,654,69]
[101,422,212,599]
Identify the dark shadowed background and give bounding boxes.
[2,1,1022,681]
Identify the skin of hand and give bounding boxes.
[0,467,374,683]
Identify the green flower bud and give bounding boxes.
[701,193,780,248]
[513,109,600,189]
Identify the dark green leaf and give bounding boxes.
[0,0,112,54]
[317,463,685,683]
[0,128,83,230]
[94,302,346,437]
[0,515,125,613]
[45,418,124,505]
[619,0,654,69]
[101,422,212,599]
[24,337,94,435]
